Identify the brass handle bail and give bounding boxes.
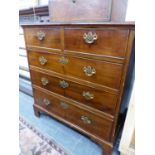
[41,77,49,86]
[83,66,96,77]
[43,98,51,106]
[39,56,47,65]
[83,32,97,44]
[36,31,45,41]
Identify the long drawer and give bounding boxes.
[33,88,113,141]
[28,51,123,90]
[64,28,129,58]
[31,70,118,115]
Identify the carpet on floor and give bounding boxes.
[19,116,71,155]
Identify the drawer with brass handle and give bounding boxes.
[24,27,61,49]
[63,55,123,89]
[28,51,64,74]
[31,70,118,115]
[33,88,113,141]
[64,28,129,58]
[31,70,65,96]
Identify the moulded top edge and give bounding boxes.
[21,21,135,27]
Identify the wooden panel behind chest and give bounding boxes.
[49,0,112,22]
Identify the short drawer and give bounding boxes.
[64,28,129,58]
[34,88,113,141]
[24,27,61,49]
[28,51,64,74]
[31,70,118,115]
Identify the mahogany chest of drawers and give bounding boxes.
[22,23,135,155]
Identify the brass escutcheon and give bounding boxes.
[82,91,94,100]
[59,80,69,89]
[59,56,69,65]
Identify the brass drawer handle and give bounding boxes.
[36,31,45,41]
[43,98,51,106]
[83,66,96,76]
[59,56,69,65]
[82,91,94,100]
[39,56,47,65]
[60,102,69,109]
[81,116,92,124]
[41,77,49,86]
[59,80,69,89]
[83,32,97,44]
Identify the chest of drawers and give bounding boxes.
[22,23,135,155]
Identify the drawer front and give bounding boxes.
[63,56,123,90]
[28,51,64,74]
[64,28,129,58]
[31,70,118,115]
[34,88,113,141]
[30,70,65,96]
[24,27,61,49]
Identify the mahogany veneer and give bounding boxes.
[22,22,135,155]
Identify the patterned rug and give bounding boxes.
[19,117,70,155]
